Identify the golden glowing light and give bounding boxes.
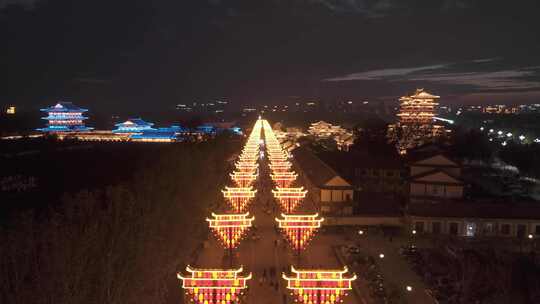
[207,212,255,249]
[275,213,324,251]
[282,266,356,304]
[178,266,252,304]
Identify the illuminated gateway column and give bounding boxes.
[177,266,252,304]
[275,213,323,254]
[271,172,298,188]
[178,120,262,303]
[282,266,356,304]
[222,187,257,213]
[230,172,258,188]
[272,187,307,213]
[207,212,255,264]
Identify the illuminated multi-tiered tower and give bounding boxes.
[397,88,440,125]
[389,89,445,154]
[37,102,93,132]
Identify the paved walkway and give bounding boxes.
[191,151,360,303]
[352,231,437,304]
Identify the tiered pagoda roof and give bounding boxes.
[113,118,155,133]
[37,101,93,132]
[397,88,440,125]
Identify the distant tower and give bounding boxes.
[37,102,93,132]
[397,89,440,126]
[389,89,445,154]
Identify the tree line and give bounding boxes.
[0,135,237,304]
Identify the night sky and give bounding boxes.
[2,0,540,111]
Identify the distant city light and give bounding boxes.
[489,129,494,133]
[502,141,507,146]
[406,286,413,292]
[379,253,385,259]
[506,132,512,137]
[497,131,503,135]
[480,127,484,131]
[358,230,364,235]
[519,135,526,141]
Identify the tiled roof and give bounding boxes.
[292,147,339,187]
[42,102,87,112]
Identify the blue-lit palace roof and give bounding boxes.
[40,102,89,113]
[196,123,242,135]
[113,118,156,133]
[130,125,187,141]
[37,101,93,132]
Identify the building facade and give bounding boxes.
[408,153,464,202]
[307,121,355,151]
[292,147,354,216]
[408,202,540,238]
[112,118,155,134]
[388,89,446,154]
[37,102,93,132]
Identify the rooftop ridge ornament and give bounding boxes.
[282,266,356,304]
[177,265,252,304]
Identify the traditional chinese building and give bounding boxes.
[307,121,355,151]
[112,118,155,134]
[37,102,93,132]
[407,152,464,203]
[292,147,354,216]
[397,89,439,125]
[308,121,346,138]
[388,89,446,154]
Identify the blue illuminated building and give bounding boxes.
[195,123,242,135]
[37,102,93,132]
[113,118,155,133]
[196,124,216,134]
[230,126,242,135]
[130,125,187,142]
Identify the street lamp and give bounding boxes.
[406,286,413,292]
[358,230,364,235]
[412,230,417,235]
[528,234,534,239]
[379,253,385,259]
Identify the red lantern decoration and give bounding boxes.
[282,266,356,304]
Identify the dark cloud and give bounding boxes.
[1,0,540,111]
[0,0,39,9]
